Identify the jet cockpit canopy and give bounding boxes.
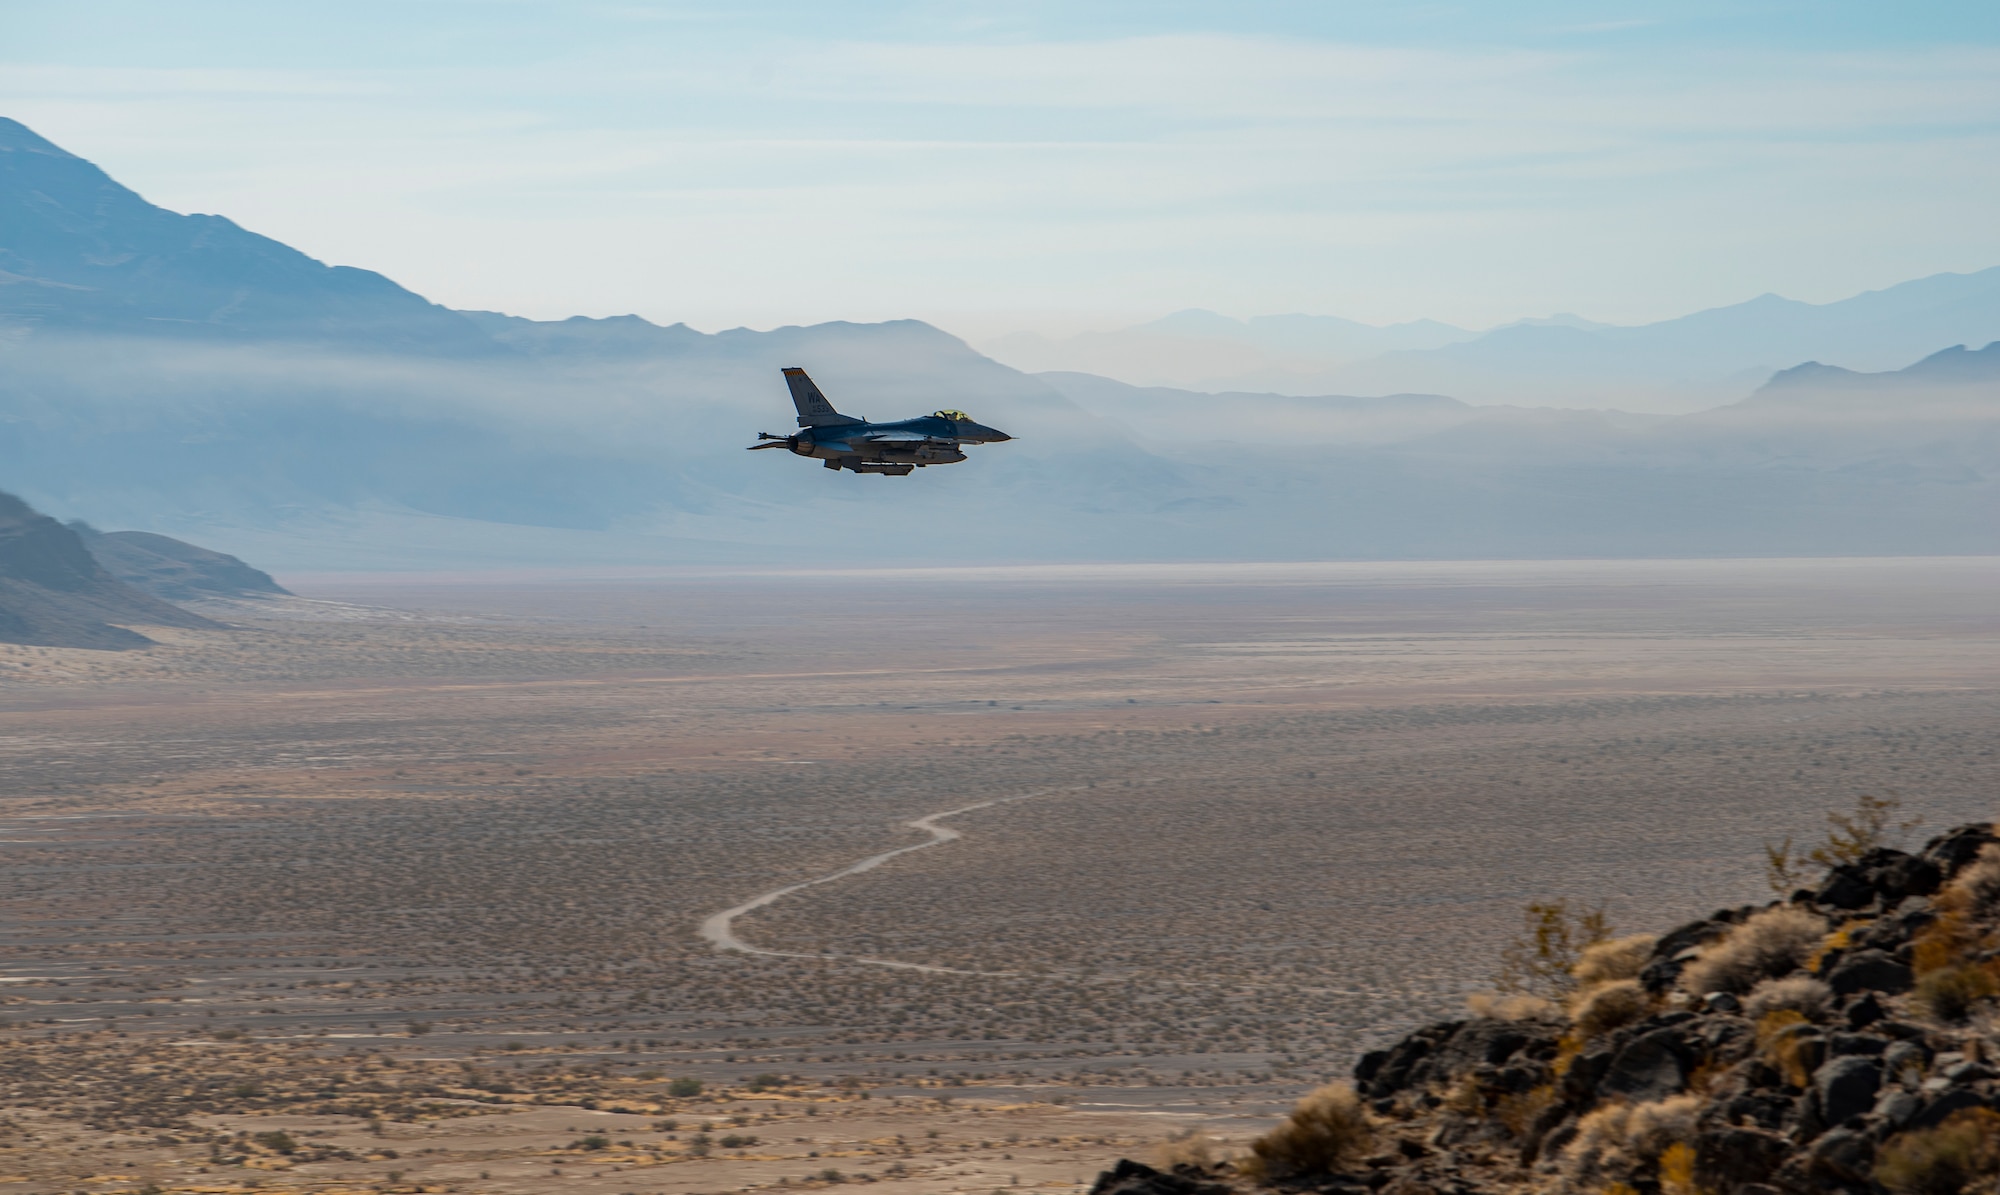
[933,409,971,422]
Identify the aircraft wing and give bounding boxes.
[858,430,942,443]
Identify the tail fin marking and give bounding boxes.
[782,367,864,427]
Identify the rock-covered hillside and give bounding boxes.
[1094,821,2000,1195]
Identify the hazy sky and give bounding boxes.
[7,1,2000,336]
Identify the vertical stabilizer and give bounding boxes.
[782,367,864,427]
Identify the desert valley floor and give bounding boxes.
[0,557,1996,1195]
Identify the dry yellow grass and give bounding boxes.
[1244,1083,1372,1182]
[1561,1094,1700,1191]
[1742,975,1834,1021]
[1679,906,1827,995]
[1877,1108,2000,1195]
[1571,979,1654,1039]
[1573,934,1658,988]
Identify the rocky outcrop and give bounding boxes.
[1088,822,2000,1195]
[0,491,218,648]
[1090,1160,1233,1195]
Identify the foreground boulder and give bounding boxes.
[1089,1160,1232,1195]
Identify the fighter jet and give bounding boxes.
[748,367,1012,475]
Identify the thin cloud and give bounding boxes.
[1553,18,1662,34]
[7,33,1998,328]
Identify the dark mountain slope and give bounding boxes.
[0,117,490,350]
[1754,339,2000,401]
[1655,340,2000,474]
[0,119,1191,562]
[74,525,289,601]
[0,491,218,648]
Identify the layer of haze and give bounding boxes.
[7,1,2000,336]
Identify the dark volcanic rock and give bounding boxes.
[1639,918,1727,994]
[1859,848,1942,900]
[1826,1032,1887,1057]
[1087,1160,1230,1195]
[1812,1055,1883,1127]
[1715,1090,1792,1132]
[1814,866,1876,910]
[1814,849,1944,911]
[1907,1087,1994,1132]
[1882,1039,1929,1077]
[1843,993,1887,1029]
[1824,949,1913,997]
[1356,1018,1559,1100]
[1853,904,1936,952]
[1875,1088,1921,1129]
[1697,1015,1756,1061]
[1598,1025,1693,1103]
[1922,824,2000,878]
[1806,1126,1876,1186]
[1695,1126,1790,1191]
[1560,1044,1615,1106]
[1088,822,2000,1195]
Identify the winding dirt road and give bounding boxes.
[697,790,1059,975]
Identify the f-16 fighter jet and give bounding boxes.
[748,367,1013,475]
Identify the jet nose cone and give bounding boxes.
[982,425,1013,442]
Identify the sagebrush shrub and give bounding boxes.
[1914,837,2000,977]
[1244,1083,1372,1181]
[1573,934,1658,988]
[1754,1009,1817,1087]
[1496,900,1611,997]
[1152,1129,1221,1171]
[1876,1108,2000,1195]
[1571,978,1651,1039]
[1913,963,1998,1023]
[1561,1094,1700,1190]
[1951,842,2000,915]
[1742,975,1833,1021]
[1678,906,1826,995]
[1494,1084,1558,1140]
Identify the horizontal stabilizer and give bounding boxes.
[782,367,864,427]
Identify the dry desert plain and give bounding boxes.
[0,556,1997,1195]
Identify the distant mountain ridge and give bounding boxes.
[1757,340,2000,398]
[986,271,2000,412]
[1317,274,2000,411]
[0,118,1174,561]
[0,115,1995,568]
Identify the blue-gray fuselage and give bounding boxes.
[751,367,1013,475]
